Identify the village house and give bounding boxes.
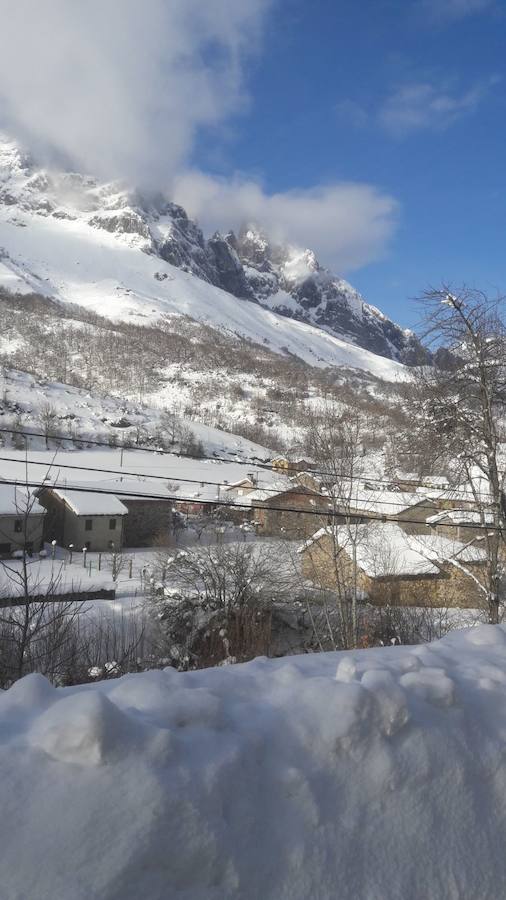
[246,482,331,539]
[122,495,173,546]
[38,487,128,552]
[271,455,316,474]
[394,474,450,493]
[422,467,493,512]
[84,479,174,547]
[422,486,479,512]
[330,487,440,534]
[222,475,258,499]
[300,522,488,609]
[291,471,322,493]
[0,484,46,558]
[221,473,258,503]
[425,509,494,543]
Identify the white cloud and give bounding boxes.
[173,171,399,272]
[420,0,494,22]
[378,81,488,136]
[0,0,269,185]
[0,0,400,273]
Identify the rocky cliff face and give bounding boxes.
[222,228,428,364]
[0,136,427,364]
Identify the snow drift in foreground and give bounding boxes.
[2,626,506,899]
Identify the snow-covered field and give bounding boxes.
[0,446,281,507]
[1,625,506,899]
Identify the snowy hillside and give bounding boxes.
[0,137,408,380]
[2,625,506,899]
[0,368,274,461]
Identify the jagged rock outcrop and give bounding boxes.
[207,227,429,364]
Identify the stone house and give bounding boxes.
[292,471,322,493]
[122,496,173,546]
[38,487,128,552]
[331,488,440,535]
[87,479,174,547]
[271,456,316,474]
[223,476,258,499]
[300,522,488,609]
[423,488,478,512]
[0,484,46,557]
[394,475,450,493]
[251,484,331,539]
[425,509,493,543]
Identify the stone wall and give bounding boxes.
[301,532,485,609]
[258,491,329,539]
[123,499,172,547]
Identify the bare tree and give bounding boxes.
[146,542,298,668]
[410,285,506,623]
[39,401,58,449]
[106,544,132,582]
[302,403,372,649]
[0,471,86,686]
[159,407,182,446]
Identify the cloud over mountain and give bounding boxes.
[0,0,398,272]
[174,171,399,272]
[0,0,269,185]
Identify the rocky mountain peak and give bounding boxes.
[0,134,429,365]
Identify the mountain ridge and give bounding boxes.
[0,136,423,373]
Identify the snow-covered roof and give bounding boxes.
[426,509,494,527]
[412,534,487,565]
[51,488,128,517]
[224,478,255,492]
[332,488,429,516]
[300,522,486,578]
[422,487,477,504]
[236,477,296,505]
[396,473,450,488]
[80,478,174,501]
[0,483,45,517]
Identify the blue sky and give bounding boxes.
[193,0,506,327]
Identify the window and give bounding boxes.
[14,519,22,533]
[109,518,116,530]
[85,519,93,532]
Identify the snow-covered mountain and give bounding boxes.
[210,228,426,364]
[0,137,420,377]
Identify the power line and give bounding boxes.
[0,423,491,496]
[0,452,492,516]
[1,477,502,535]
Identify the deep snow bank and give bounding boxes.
[2,627,506,899]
